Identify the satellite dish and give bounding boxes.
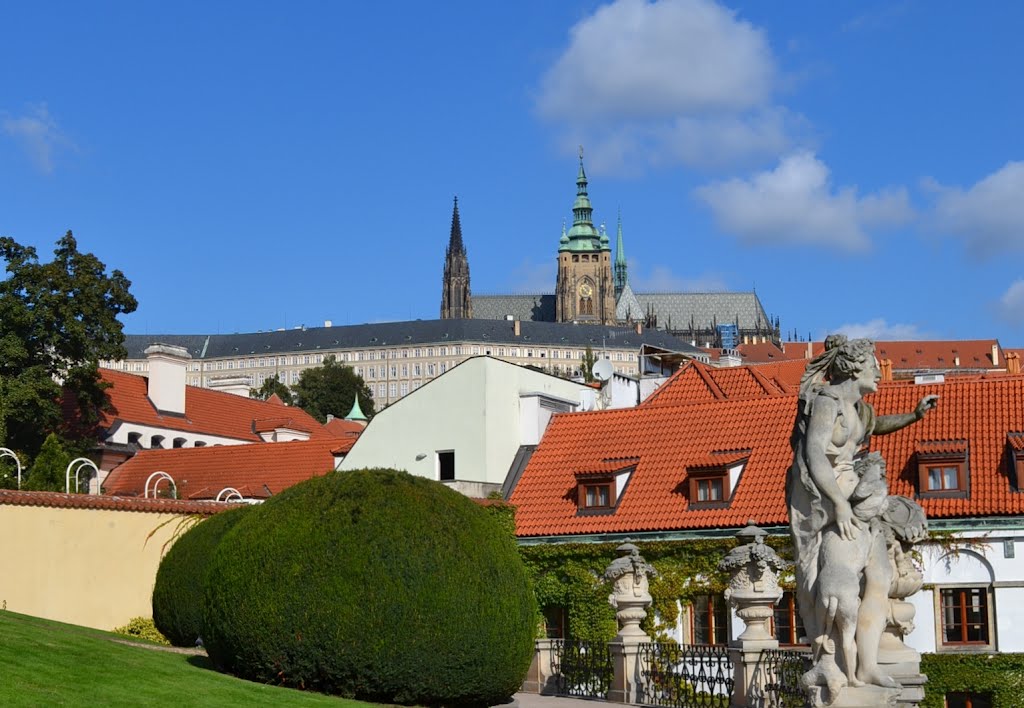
[593,358,613,382]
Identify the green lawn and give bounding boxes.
[0,611,380,707]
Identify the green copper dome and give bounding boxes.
[559,148,607,253]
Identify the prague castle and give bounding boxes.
[442,150,781,350]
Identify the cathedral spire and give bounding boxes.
[614,209,628,297]
[440,196,472,319]
[560,145,601,252]
[448,195,464,255]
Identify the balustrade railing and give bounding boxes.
[750,648,812,708]
[551,639,613,699]
[637,642,734,708]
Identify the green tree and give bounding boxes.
[292,355,374,422]
[580,345,597,383]
[249,375,293,405]
[24,433,72,492]
[0,231,137,459]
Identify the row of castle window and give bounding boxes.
[201,348,634,372]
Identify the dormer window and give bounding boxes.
[685,451,749,509]
[574,458,638,515]
[581,479,614,510]
[916,440,969,499]
[1008,433,1024,489]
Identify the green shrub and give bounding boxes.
[151,506,250,647]
[202,469,537,706]
[920,652,1024,708]
[112,616,170,645]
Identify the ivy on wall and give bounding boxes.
[518,536,794,642]
[920,653,1024,708]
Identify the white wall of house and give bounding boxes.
[106,421,250,452]
[906,530,1024,654]
[339,357,591,491]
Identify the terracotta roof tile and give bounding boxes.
[642,360,799,408]
[103,438,341,500]
[0,489,228,515]
[512,374,1024,538]
[98,369,333,443]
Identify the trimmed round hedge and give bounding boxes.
[202,469,537,706]
[152,505,250,647]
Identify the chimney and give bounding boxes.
[513,319,521,337]
[1007,352,1021,375]
[954,355,960,368]
[326,414,335,423]
[880,358,893,382]
[144,344,191,414]
[208,376,252,398]
[635,322,642,335]
[806,341,813,359]
[719,348,741,367]
[992,343,1000,367]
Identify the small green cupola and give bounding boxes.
[559,219,569,249]
[345,396,367,422]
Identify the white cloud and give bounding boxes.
[537,0,796,172]
[634,265,728,292]
[1,103,75,174]
[926,162,1024,258]
[996,279,1024,326]
[694,151,914,251]
[506,260,557,293]
[831,319,927,341]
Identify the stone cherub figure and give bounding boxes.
[786,335,937,706]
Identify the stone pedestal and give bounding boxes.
[520,639,560,695]
[607,638,645,704]
[807,684,900,708]
[728,639,778,708]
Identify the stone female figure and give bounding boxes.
[786,335,936,703]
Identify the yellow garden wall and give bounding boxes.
[0,502,202,631]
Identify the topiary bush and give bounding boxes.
[152,505,250,647]
[202,468,537,706]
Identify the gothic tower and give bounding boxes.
[555,149,616,324]
[440,196,472,319]
[613,210,627,298]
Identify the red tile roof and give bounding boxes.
[736,342,808,363]
[642,360,802,407]
[99,369,332,442]
[511,375,1024,538]
[323,417,366,438]
[0,489,228,515]
[102,438,342,500]
[784,340,1006,374]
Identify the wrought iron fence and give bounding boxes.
[551,639,613,699]
[750,648,812,708]
[637,642,734,708]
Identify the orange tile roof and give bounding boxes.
[511,375,1024,538]
[784,340,1006,374]
[99,369,332,442]
[0,489,228,515]
[323,417,366,438]
[642,360,800,407]
[736,342,808,363]
[102,438,342,500]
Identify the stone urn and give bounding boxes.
[719,521,790,643]
[604,542,658,639]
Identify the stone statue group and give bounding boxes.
[788,335,936,706]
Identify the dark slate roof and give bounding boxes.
[634,292,772,332]
[471,294,556,322]
[123,319,699,360]
[471,291,773,334]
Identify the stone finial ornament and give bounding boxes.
[604,542,658,638]
[719,521,790,642]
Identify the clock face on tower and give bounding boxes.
[578,282,593,298]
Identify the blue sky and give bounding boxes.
[2,1,1022,345]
